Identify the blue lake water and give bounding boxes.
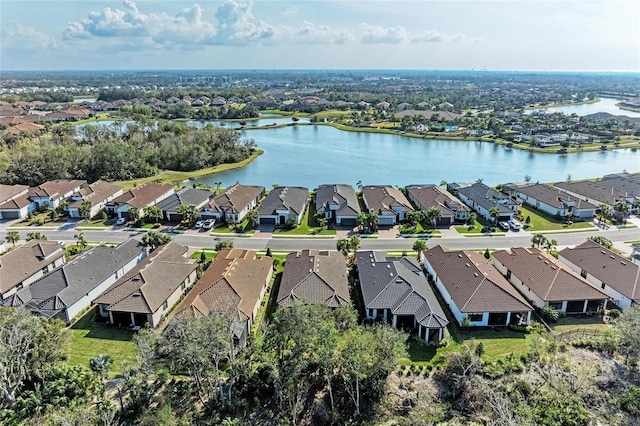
[524,97,640,117]
[196,125,640,189]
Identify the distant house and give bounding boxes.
[315,184,361,226]
[4,239,147,322]
[599,174,640,202]
[28,179,86,210]
[406,184,470,225]
[67,180,123,219]
[456,183,519,223]
[559,240,640,309]
[201,184,265,224]
[513,184,596,219]
[0,240,65,301]
[93,242,197,328]
[154,187,214,222]
[106,183,175,219]
[0,184,30,220]
[257,186,309,226]
[493,247,609,313]
[423,245,533,327]
[554,181,635,211]
[277,250,350,308]
[361,185,413,226]
[356,251,448,342]
[174,249,273,348]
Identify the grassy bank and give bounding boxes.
[523,98,600,110]
[114,149,263,191]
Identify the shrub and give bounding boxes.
[215,240,234,251]
[606,309,622,319]
[541,306,560,322]
[617,385,640,416]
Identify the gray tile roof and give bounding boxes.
[515,184,596,210]
[424,245,533,313]
[456,183,518,214]
[277,250,350,308]
[258,186,309,216]
[406,184,470,217]
[315,184,361,217]
[598,176,640,198]
[155,188,214,212]
[0,240,65,295]
[559,240,640,303]
[207,184,265,214]
[362,185,413,215]
[554,181,634,206]
[493,247,609,302]
[9,239,146,318]
[356,251,449,328]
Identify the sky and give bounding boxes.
[1,0,639,71]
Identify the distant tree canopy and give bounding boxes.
[0,121,256,186]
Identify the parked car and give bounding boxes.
[498,221,510,231]
[116,217,127,225]
[194,220,204,229]
[508,219,521,231]
[202,219,216,229]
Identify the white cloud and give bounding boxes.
[1,21,58,50]
[411,30,446,43]
[213,0,275,45]
[293,22,354,44]
[360,24,407,44]
[280,6,298,16]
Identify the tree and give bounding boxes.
[466,212,477,226]
[356,180,363,192]
[176,204,198,226]
[144,205,163,223]
[589,235,613,250]
[127,207,140,223]
[141,231,172,251]
[5,231,19,247]
[488,206,500,226]
[215,240,234,251]
[245,209,259,229]
[412,240,427,263]
[25,232,47,241]
[356,212,368,233]
[524,175,532,182]
[73,232,88,252]
[531,233,547,248]
[483,248,491,259]
[475,177,484,183]
[613,200,630,223]
[336,239,350,257]
[78,201,92,220]
[596,203,612,225]
[544,238,558,253]
[349,235,361,253]
[89,354,114,383]
[440,180,448,189]
[215,181,223,194]
[426,206,442,228]
[406,210,425,228]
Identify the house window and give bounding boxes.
[580,269,587,279]
[181,281,186,290]
[549,302,563,310]
[41,266,49,275]
[601,283,606,290]
[506,270,511,279]
[468,313,483,322]
[16,283,23,291]
[162,301,168,311]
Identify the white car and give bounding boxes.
[203,219,216,229]
[508,219,521,231]
[194,220,204,229]
[116,217,127,225]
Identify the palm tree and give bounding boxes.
[336,239,350,257]
[89,354,114,383]
[426,206,442,229]
[215,181,223,194]
[245,209,259,229]
[412,240,427,263]
[367,211,379,233]
[349,235,361,253]
[475,177,484,184]
[488,207,500,226]
[176,204,199,226]
[544,238,558,253]
[531,233,547,248]
[74,232,88,252]
[356,180,363,192]
[5,231,19,247]
[356,212,368,233]
[26,232,47,241]
[144,205,163,223]
[440,180,448,189]
[613,200,630,223]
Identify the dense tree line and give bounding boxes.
[0,121,256,186]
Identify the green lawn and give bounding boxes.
[549,315,611,333]
[518,205,595,231]
[190,250,218,260]
[274,206,336,235]
[79,218,116,227]
[67,307,137,377]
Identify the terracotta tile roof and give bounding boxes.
[93,242,196,315]
[0,194,31,210]
[406,184,470,217]
[356,251,448,329]
[68,180,122,209]
[0,184,29,204]
[111,182,174,209]
[559,240,640,302]
[362,185,413,215]
[493,247,609,302]
[424,245,533,313]
[277,250,350,308]
[0,240,65,294]
[175,249,272,322]
[207,184,264,214]
[28,179,86,201]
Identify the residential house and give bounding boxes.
[493,247,609,313]
[67,180,123,219]
[257,186,309,226]
[599,175,640,206]
[559,240,640,309]
[0,184,30,220]
[361,185,414,226]
[456,183,519,223]
[174,249,273,348]
[554,181,635,212]
[154,187,214,222]
[406,184,471,225]
[201,184,265,224]
[4,239,147,322]
[423,245,534,327]
[93,242,197,328]
[277,250,350,308]
[106,183,175,219]
[0,240,65,301]
[356,251,449,342]
[315,184,361,226]
[28,179,86,210]
[513,184,596,219]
